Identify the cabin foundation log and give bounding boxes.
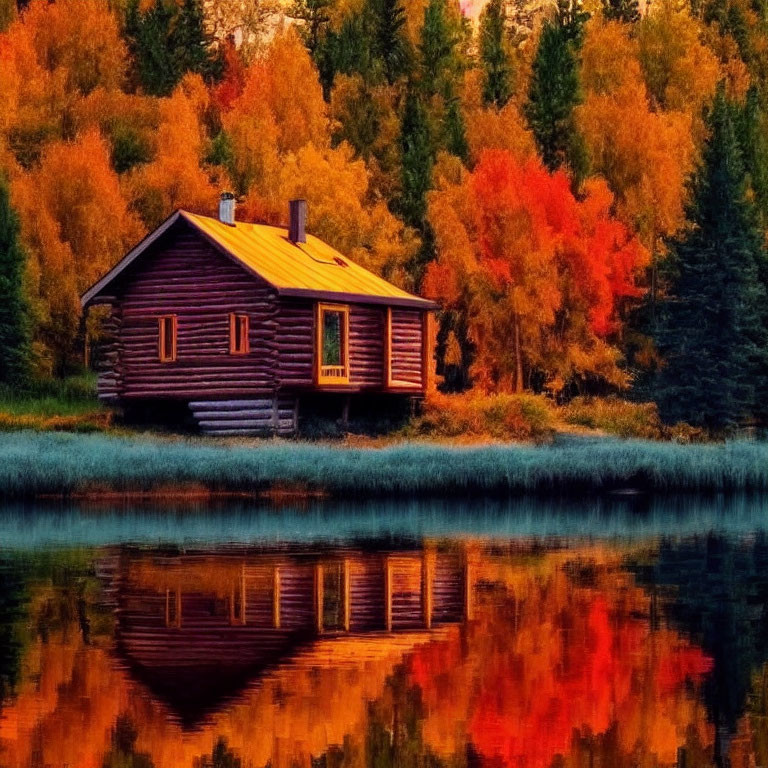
[189,396,298,436]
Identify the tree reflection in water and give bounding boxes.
[0,535,762,768]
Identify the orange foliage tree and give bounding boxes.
[125,75,221,229]
[11,131,143,373]
[0,0,127,167]
[424,149,648,393]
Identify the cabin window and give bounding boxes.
[229,313,250,354]
[158,315,177,362]
[316,303,349,384]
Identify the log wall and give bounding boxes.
[115,224,278,400]
[389,309,424,387]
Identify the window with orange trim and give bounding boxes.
[229,313,250,354]
[158,315,177,362]
[316,303,349,384]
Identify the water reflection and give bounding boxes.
[1,502,768,767]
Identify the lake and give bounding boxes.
[1,494,768,768]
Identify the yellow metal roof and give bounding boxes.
[81,209,436,309]
[180,211,434,308]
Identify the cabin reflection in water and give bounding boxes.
[109,545,471,725]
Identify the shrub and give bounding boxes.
[405,392,556,441]
[562,397,664,439]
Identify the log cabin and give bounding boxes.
[81,196,437,435]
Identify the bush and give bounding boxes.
[405,392,556,441]
[561,397,664,439]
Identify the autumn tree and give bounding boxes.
[525,0,590,187]
[655,88,768,430]
[0,174,29,384]
[242,142,418,285]
[478,0,513,107]
[127,76,220,228]
[13,130,143,372]
[0,0,128,166]
[425,149,647,393]
[637,0,719,122]
[576,18,696,335]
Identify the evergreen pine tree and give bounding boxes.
[125,0,219,97]
[127,0,179,96]
[368,0,411,84]
[445,96,469,161]
[601,0,640,23]
[172,0,220,82]
[418,0,468,160]
[400,87,433,230]
[737,86,768,229]
[288,0,335,55]
[419,0,460,98]
[0,175,29,386]
[655,87,768,431]
[478,0,513,107]
[524,0,589,185]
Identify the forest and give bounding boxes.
[1,0,768,432]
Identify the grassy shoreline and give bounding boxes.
[1,431,767,499]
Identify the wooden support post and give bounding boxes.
[165,588,170,628]
[464,558,473,622]
[175,587,182,628]
[240,564,247,625]
[343,559,351,632]
[273,566,281,629]
[422,551,434,629]
[341,396,350,430]
[385,557,393,632]
[229,586,236,625]
[315,564,324,634]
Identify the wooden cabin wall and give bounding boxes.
[390,309,424,387]
[276,300,315,388]
[349,305,385,387]
[96,304,123,403]
[115,225,278,400]
[276,301,389,390]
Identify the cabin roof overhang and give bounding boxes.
[81,210,438,311]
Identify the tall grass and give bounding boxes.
[0,374,111,432]
[1,431,768,499]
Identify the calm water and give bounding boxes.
[2,496,768,768]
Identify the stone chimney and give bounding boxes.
[219,191,236,226]
[289,199,307,244]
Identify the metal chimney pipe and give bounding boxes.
[219,191,236,226]
[289,199,307,244]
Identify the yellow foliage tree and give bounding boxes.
[243,142,419,286]
[577,19,696,246]
[11,130,143,372]
[637,0,720,120]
